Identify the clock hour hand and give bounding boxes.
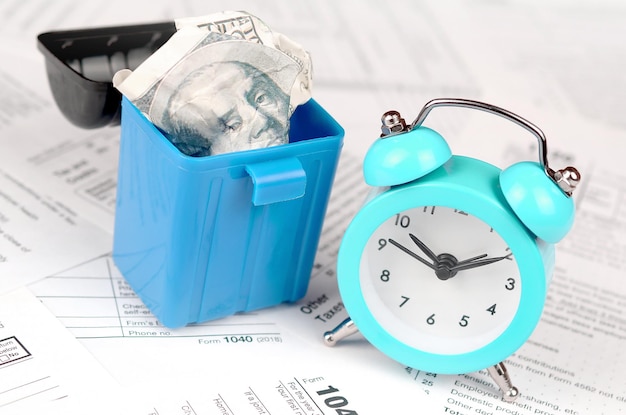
[388,238,436,270]
[408,233,440,265]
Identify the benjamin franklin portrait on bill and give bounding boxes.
[149,40,301,156]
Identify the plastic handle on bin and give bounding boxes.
[245,157,307,206]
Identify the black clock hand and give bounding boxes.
[388,238,436,270]
[408,233,440,265]
[449,253,512,272]
[454,253,488,266]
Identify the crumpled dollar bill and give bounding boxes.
[113,11,312,157]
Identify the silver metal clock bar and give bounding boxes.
[404,98,581,196]
[323,317,358,346]
[487,362,520,402]
[409,98,549,171]
[324,318,520,401]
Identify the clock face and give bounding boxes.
[359,205,521,355]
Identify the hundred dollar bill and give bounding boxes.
[113,12,311,157]
[174,10,312,110]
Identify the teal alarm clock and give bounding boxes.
[324,98,580,401]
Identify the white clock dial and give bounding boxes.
[359,206,521,355]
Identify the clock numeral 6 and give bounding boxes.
[426,314,435,325]
[459,315,470,327]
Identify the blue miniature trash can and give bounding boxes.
[112,97,344,328]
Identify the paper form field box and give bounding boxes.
[112,97,344,328]
[0,336,31,366]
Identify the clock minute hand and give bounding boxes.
[388,238,436,270]
[449,253,512,272]
[454,253,488,266]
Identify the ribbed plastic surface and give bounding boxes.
[112,97,344,327]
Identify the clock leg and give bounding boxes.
[323,317,358,346]
[487,362,520,402]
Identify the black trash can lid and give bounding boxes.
[37,21,176,129]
